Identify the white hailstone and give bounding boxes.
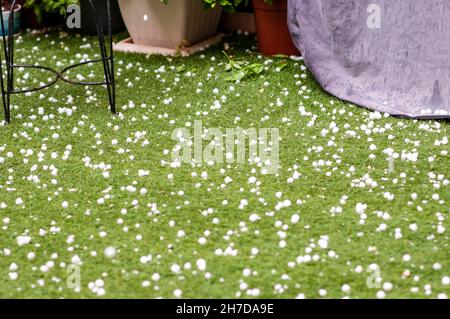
[104,246,117,259]
[355,265,363,273]
[251,248,259,255]
[142,281,150,287]
[240,282,248,290]
[97,288,106,296]
[198,237,207,245]
[196,259,207,271]
[318,237,328,249]
[62,201,69,209]
[402,254,411,262]
[441,276,450,285]
[140,256,150,264]
[9,272,18,280]
[9,263,18,271]
[173,289,183,297]
[249,214,260,222]
[341,284,351,294]
[177,230,185,238]
[437,225,445,234]
[376,290,386,299]
[433,263,442,271]
[15,198,24,205]
[383,192,395,201]
[152,273,160,281]
[409,223,418,232]
[383,282,393,291]
[17,235,32,246]
[355,203,367,214]
[243,268,251,277]
[318,289,327,297]
[279,240,287,248]
[247,288,260,297]
[27,252,36,260]
[3,217,10,225]
[291,214,300,224]
[437,293,448,299]
[71,255,81,265]
[95,279,104,288]
[248,176,257,183]
[171,264,181,274]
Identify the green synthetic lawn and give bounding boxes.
[0,31,449,299]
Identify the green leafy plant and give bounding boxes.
[160,0,277,13]
[222,51,288,82]
[201,0,248,13]
[23,0,79,24]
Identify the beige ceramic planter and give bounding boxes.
[118,0,222,49]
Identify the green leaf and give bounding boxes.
[276,61,289,71]
[225,71,246,82]
[272,54,289,59]
[176,65,187,73]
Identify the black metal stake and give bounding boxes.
[0,0,117,124]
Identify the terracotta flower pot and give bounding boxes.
[252,0,299,56]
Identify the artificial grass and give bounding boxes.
[0,31,449,299]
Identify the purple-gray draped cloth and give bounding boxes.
[288,0,450,119]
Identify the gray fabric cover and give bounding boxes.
[288,0,450,119]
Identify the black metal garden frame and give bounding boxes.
[0,0,116,124]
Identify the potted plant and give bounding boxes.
[22,0,74,29]
[22,0,125,34]
[1,0,22,36]
[252,0,299,56]
[117,0,223,49]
